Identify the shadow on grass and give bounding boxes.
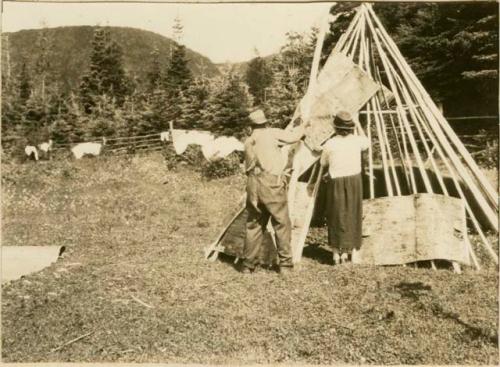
[302,245,333,265]
[215,252,241,272]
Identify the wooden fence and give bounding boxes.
[1,129,496,160]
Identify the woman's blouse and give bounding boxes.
[320,134,370,179]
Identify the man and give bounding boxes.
[242,109,306,275]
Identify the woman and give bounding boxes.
[319,111,370,265]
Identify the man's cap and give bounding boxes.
[333,111,355,130]
[249,109,268,125]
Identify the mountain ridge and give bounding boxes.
[4,25,220,92]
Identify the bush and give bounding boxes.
[474,139,498,169]
[162,144,204,171]
[201,153,242,180]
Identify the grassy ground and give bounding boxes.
[2,152,498,364]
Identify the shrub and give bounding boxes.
[162,144,204,171]
[201,153,242,180]
[474,139,498,170]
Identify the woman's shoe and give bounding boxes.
[351,248,359,263]
[340,252,349,263]
[332,248,340,265]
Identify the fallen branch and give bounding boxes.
[131,294,154,309]
[51,330,94,352]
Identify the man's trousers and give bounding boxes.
[243,172,293,270]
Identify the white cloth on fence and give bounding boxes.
[71,142,104,159]
[171,130,189,154]
[171,129,214,155]
[202,136,244,161]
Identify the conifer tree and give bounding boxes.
[245,56,272,105]
[32,27,54,101]
[18,61,32,103]
[263,31,316,127]
[177,77,210,130]
[146,47,163,92]
[79,28,131,112]
[164,44,192,94]
[50,94,87,143]
[205,71,252,137]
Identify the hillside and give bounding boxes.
[219,54,276,77]
[5,26,220,92]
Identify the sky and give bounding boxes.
[2,1,332,63]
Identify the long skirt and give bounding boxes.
[325,173,363,251]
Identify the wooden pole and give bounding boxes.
[292,164,325,263]
[286,6,330,214]
[374,95,402,196]
[398,81,449,195]
[366,21,416,194]
[377,23,498,231]
[367,5,498,231]
[374,65,411,190]
[333,6,362,54]
[408,95,495,265]
[365,103,375,199]
[338,8,364,55]
[400,78,492,266]
[368,3,497,209]
[343,10,365,59]
[366,15,433,194]
[359,23,375,198]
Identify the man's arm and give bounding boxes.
[243,137,257,174]
[274,125,306,144]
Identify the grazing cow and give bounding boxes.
[25,146,39,161]
[71,137,107,159]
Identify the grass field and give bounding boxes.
[1,152,498,364]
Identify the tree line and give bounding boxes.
[2,3,497,155]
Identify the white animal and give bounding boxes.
[38,139,53,153]
[160,131,170,142]
[71,137,106,160]
[24,146,39,161]
[38,139,53,159]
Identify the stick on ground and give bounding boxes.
[131,295,154,309]
[51,330,94,352]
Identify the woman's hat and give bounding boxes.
[333,111,355,130]
[249,109,268,125]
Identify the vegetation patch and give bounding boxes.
[2,153,498,364]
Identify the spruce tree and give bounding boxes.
[164,43,192,94]
[262,31,316,127]
[79,28,131,112]
[18,61,32,103]
[177,77,210,130]
[205,72,252,137]
[146,47,163,92]
[32,27,54,101]
[245,56,272,105]
[50,94,87,144]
